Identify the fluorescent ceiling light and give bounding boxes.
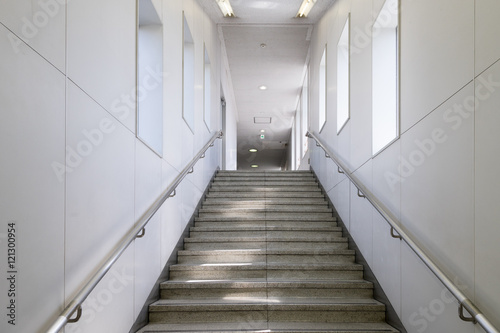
[216,0,234,17]
[296,0,317,18]
[249,148,258,153]
[251,165,259,168]
[260,129,265,133]
[259,85,267,90]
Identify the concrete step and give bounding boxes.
[137,321,399,332]
[177,249,356,264]
[160,280,374,300]
[202,198,328,206]
[194,214,336,222]
[211,181,318,187]
[206,192,326,198]
[183,236,349,250]
[198,206,333,214]
[190,225,342,232]
[214,176,315,182]
[169,263,364,281]
[196,214,335,222]
[148,298,386,324]
[194,221,338,228]
[217,171,313,177]
[209,188,322,194]
[189,227,343,239]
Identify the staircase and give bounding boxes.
[138,171,399,333]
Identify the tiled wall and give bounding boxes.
[308,1,500,332]
[0,0,234,332]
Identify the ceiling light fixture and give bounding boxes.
[249,148,258,153]
[259,85,267,90]
[260,129,265,133]
[216,0,235,17]
[251,164,259,168]
[296,0,317,18]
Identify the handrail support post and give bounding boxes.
[390,227,402,240]
[459,303,477,324]
[67,305,82,323]
[136,228,146,239]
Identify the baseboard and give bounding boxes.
[311,167,407,333]
[129,168,219,333]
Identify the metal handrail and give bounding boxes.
[46,130,223,333]
[307,131,499,333]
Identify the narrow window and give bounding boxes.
[372,0,399,154]
[295,106,301,168]
[337,15,350,134]
[301,69,309,158]
[137,0,163,155]
[318,47,327,132]
[204,46,212,132]
[183,14,195,132]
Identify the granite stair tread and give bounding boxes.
[136,322,399,332]
[138,171,398,333]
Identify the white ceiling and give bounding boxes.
[197,0,336,170]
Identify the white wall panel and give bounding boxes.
[372,212,401,318]
[474,61,500,329]
[349,161,373,266]
[0,24,65,332]
[475,0,500,75]
[400,83,475,297]
[65,250,135,333]
[160,160,183,267]
[349,186,373,266]
[309,1,500,332]
[65,82,136,304]
[323,157,341,192]
[0,0,66,71]
[334,178,351,230]
[133,141,162,317]
[1,1,223,332]
[372,140,401,220]
[401,244,474,333]
[337,121,351,168]
[400,0,474,132]
[67,0,137,131]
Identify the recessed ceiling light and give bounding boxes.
[260,129,265,133]
[259,85,267,90]
[260,43,267,48]
[251,164,259,168]
[249,148,258,153]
